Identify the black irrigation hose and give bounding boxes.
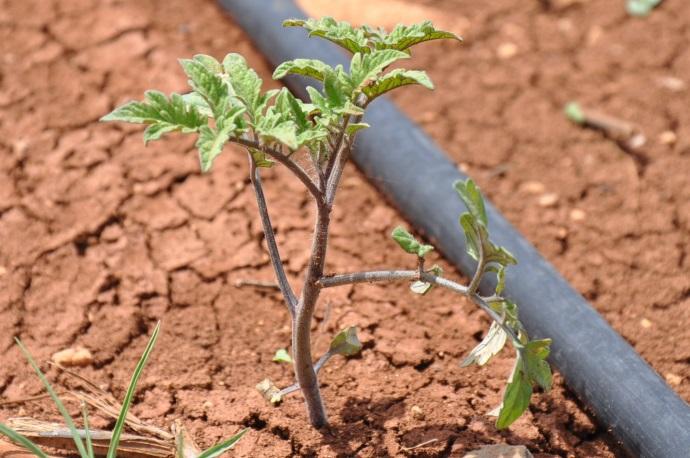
[219,1,690,457]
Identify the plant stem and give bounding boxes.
[467,231,485,294]
[293,203,331,428]
[318,270,520,343]
[278,351,333,398]
[248,156,297,314]
[234,137,323,200]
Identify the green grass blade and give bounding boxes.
[0,423,49,458]
[106,322,161,458]
[15,339,89,458]
[197,428,248,458]
[81,403,94,458]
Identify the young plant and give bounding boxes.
[0,324,246,457]
[101,17,551,429]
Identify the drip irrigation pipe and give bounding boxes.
[218,1,690,456]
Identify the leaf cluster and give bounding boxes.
[391,179,552,429]
[102,17,460,174]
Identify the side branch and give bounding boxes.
[318,270,520,343]
[234,137,323,200]
[248,157,298,314]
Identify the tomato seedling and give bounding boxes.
[102,16,551,430]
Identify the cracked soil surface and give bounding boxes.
[1,0,689,457]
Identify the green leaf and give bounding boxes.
[182,92,213,117]
[273,58,334,82]
[461,321,508,367]
[459,213,482,261]
[363,69,433,101]
[346,122,370,135]
[106,322,160,458]
[329,326,362,356]
[275,89,309,130]
[82,403,95,458]
[627,0,662,16]
[496,367,532,429]
[283,17,369,54]
[459,212,517,266]
[323,69,348,108]
[0,423,49,458]
[391,226,434,257]
[256,379,283,405]
[197,429,248,458]
[373,20,462,51]
[487,245,517,266]
[179,55,230,119]
[454,179,487,226]
[564,101,586,124]
[273,348,293,364]
[255,112,299,150]
[524,339,553,391]
[195,106,246,172]
[101,91,206,144]
[15,339,89,458]
[223,53,264,119]
[350,49,409,92]
[410,280,432,295]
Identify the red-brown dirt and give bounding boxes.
[1,0,688,457]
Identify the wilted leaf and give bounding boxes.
[329,327,362,356]
[256,379,282,405]
[462,321,507,367]
[391,226,434,257]
[410,280,432,295]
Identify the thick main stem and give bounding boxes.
[293,204,330,428]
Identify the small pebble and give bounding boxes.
[520,181,545,194]
[0,266,6,276]
[497,42,518,59]
[658,130,677,145]
[665,373,683,386]
[640,318,652,329]
[538,193,559,208]
[410,405,425,420]
[586,25,603,45]
[52,347,94,367]
[569,208,586,221]
[658,76,686,92]
[556,227,568,239]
